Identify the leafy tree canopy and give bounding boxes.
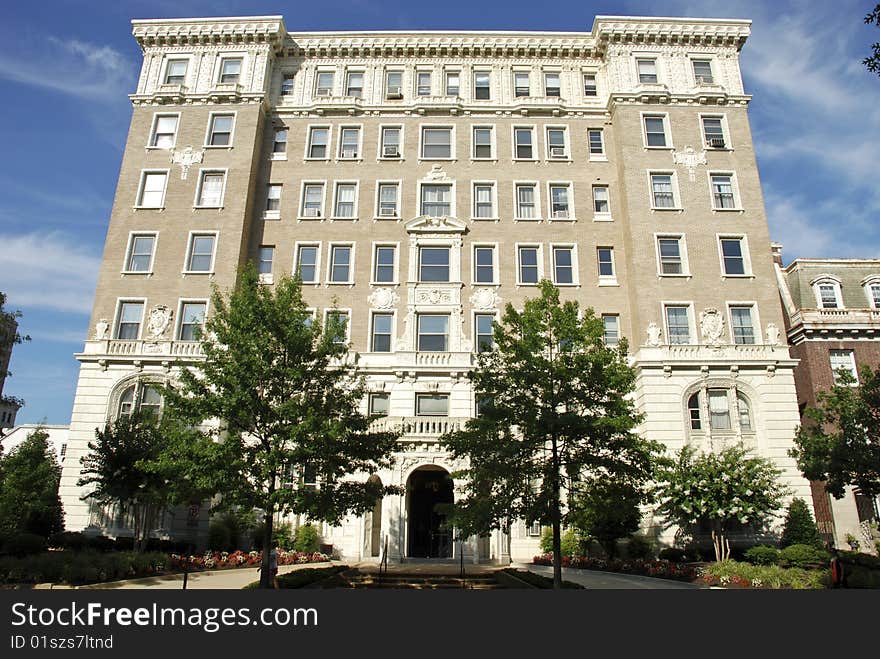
[780,497,823,549]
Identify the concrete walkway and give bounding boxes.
[519,563,704,589]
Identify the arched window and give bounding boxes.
[862,276,880,309]
[810,275,843,310]
[116,381,164,420]
[687,392,701,430]
[687,386,754,434]
[737,392,752,432]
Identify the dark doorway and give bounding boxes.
[407,468,454,558]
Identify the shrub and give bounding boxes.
[744,545,779,566]
[778,543,829,569]
[626,535,653,560]
[658,547,686,563]
[293,524,319,553]
[538,527,580,557]
[208,520,232,552]
[700,559,827,589]
[85,535,116,552]
[3,533,47,556]
[48,531,87,552]
[539,528,553,554]
[780,498,823,548]
[114,537,135,551]
[274,522,294,550]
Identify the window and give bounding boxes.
[597,248,615,280]
[326,311,349,345]
[345,71,363,97]
[553,247,575,284]
[830,350,858,385]
[333,183,357,218]
[218,58,242,84]
[514,127,534,159]
[117,382,163,419]
[515,184,537,219]
[186,234,216,272]
[651,173,676,208]
[381,127,401,158]
[692,59,714,84]
[374,245,396,283]
[164,59,187,85]
[416,71,431,96]
[702,116,725,148]
[301,183,324,217]
[514,72,530,97]
[474,71,490,99]
[637,58,658,83]
[207,114,234,146]
[196,171,225,207]
[544,72,560,97]
[686,389,755,432]
[518,246,540,284]
[528,521,542,537]
[817,282,841,309]
[708,390,731,430]
[867,282,880,309]
[281,74,295,96]
[602,315,620,346]
[588,129,604,157]
[417,315,449,351]
[272,128,287,154]
[643,115,668,147]
[473,127,493,159]
[583,72,597,96]
[339,127,360,159]
[730,306,755,345]
[369,393,389,416]
[473,183,495,218]
[137,172,167,208]
[711,174,737,209]
[593,186,610,215]
[665,306,691,344]
[445,71,460,96]
[720,238,747,275]
[420,184,451,216]
[371,313,393,352]
[115,301,144,340]
[329,245,352,283]
[474,246,495,284]
[421,127,452,159]
[266,184,282,211]
[315,71,334,96]
[549,185,570,219]
[547,128,567,159]
[377,183,399,218]
[125,234,155,272]
[385,70,403,98]
[658,237,684,275]
[416,393,449,416]
[307,127,329,159]
[178,302,206,341]
[419,247,450,282]
[737,392,753,431]
[296,245,319,283]
[150,115,178,148]
[258,246,274,275]
[475,314,494,353]
[687,393,702,430]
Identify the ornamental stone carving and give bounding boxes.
[368,287,399,310]
[699,307,725,346]
[146,305,173,340]
[672,145,707,181]
[469,288,500,311]
[171,146,204,180]
[416,288,453,305]
[646,322,662,346]
[94,318,109,340]
[766,322,780,346]
[424,164,450,182]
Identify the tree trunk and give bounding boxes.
[550,435,562,589]
[260,504,275,589]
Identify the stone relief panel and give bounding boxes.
[368,288,400,310]
[699,307,725,346]
[146,305,173,340]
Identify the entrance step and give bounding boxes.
[324,568,508,589]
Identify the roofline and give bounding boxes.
[784,258,880,273]
[132,16,284,25]
[594,15,752,26]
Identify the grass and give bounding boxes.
[700,560,829,589]
[243,565,348,589]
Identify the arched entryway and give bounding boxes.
[363,475,383,558]
[406,466,454,558]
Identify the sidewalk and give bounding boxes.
[518,563,704,589]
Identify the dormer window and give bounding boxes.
[863,277,880,309]
[811,276,843,309]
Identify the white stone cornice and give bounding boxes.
[132,16,287,50]
[593,16,751,51]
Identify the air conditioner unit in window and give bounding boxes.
[386,87,403,99]
[379,207,397,217]
[708,137,726,148]
[342,149,357,159]
[695,76,713,85]
[315,88,332,97]
[549,146,566,158]
[552,210,569,219]
[303,208,321,218]
[383,145,400,157]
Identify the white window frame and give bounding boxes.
[147,112,180,149]
[582,70,598,97]
[298,180,327,220]
[378,124,404,160]
[385,68,404,99]
[862,276,880,309]
[113,298,147,341]
[415,68,433,96]
[471,181,498,221]
[369,310,396,353]
[547,181,575,221]
[699,113,730,150]
[515,243,544,287]
[326,242,356,285]
[587,127,606,161]
[374,180,402,220]
[182,230,219,274]
[330,181,359,220]
[215,55,245,85]
[655,234,690,278]
[417,181,457,218]
[543,69,562,97]
[263,183,282,220]
[304,125,332,161]
[512,125,537,161]
[472,243,499,286]
[641,111,672,150]
[344,68,365,97]
[473,69,491,100]
[204,111,237,148]
[174,299,209,342]
[592,185,612,221]
[689,55,716,85]
[811,276,844,309]
[544,125,570,160]
[663,302,695,346]
[708,171,742,211]
[135,169,169,209]
[336,124,363,161]
[727,302,761,345]
[635,55,660,85]
[471,124,496,160]
[280,72,296,97]
[418,124,456,160]
[513,181,542,221]
[323,308,352,345]
[293,241,322,285]
[257,245,274,283]
[370,242,400,285]
[193,168,228,209]
[416,314,451,353]
[122,231,158,274]
[270,126,288,160]
[647,171,681,211]
[602,314,621,346]
[830,349,859,386]
[444,68,461,96]
[550,243,579,287]
[596,246,617,286]
[314,69,337,97]
[160,55,191,86]
[473,310,498,354]
[717,234,753,278]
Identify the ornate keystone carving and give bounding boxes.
[646,322,662,346]
[171,146,204,180]
[146,305,173,340]
[700,307,725,346]
[672,145,707,181]
[94,318,109,340]
[469,288,500,311]
[765,322,780,346]
[368,287,399,310]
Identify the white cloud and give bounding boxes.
[0,232,101,314]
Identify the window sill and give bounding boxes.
[263,210,281,220]
[326,282,355,286]
[472,282,500,287]
[193,205,224,210]
[258,273,274,284]
[181,271,215,276]
[512,158,539,162]
[373,216,401,222]
[377,156,403,162]
[712,207,745,213]
[555,282,580,287]
[597,279,619,287]
[516,283,541,288]
[650,207,684,212]
[203,145,233,150]
[592,215,614,222]
[547,157,572,162]
[270,153,288,161]
[133,206,164,211]
[548,216,576,222]
[470,217,500,222]
[417,158,456,162]
[658,273,692,279]
[721,274,755,280]
[471,158,497,163]
[303,157,331,162]
[329,216,358,222]
[643,146,673,151]
[297,216,324,221]
[145,145,174,151]
[121,271,153,276]
[336,158,362,162]
[370,281,399,287]
[513,217,543,222]
[589,155,608,162]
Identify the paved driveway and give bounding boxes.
[520,563,704,589]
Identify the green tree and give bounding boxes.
[780,498,823,549]
[0,427,64,542]
[865,4,880,75]
[655,444,788,562]
[569,478,645,559]
[162,265,400,587]
[441,281,662,588]
[790,365,880,500]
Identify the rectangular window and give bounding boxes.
[588,129,604,157]
[178,302,206,341]
[692,59,714,84]
[474,71,490,99]
[474,246,495,284]
[378,183,399,218]
[711,174,736,209]
[326,311,349,345]
[125,234,155,272]
[514,72,530,97]
[369,393,389,416]
[597,247,615,279]
[544,72,560,97]
[219,58,242,84]
[307,127,329,159]
[702,116,725,148]
[164,59,187,85]
[518,246,539,284]
[208,114,234,146]
[818,284,840,309]
[644,115,668,147]
[665,306,691,344]
[333,183,357,218]
[138,172,167,208]
[374,246,396,283]
[583,72,597,96]
[593,186,610,214]
[371,313,393,352]
[296,245,318,283]
[516,184,537,219]
[730,306,755,345]
[417,315,449,352]
[549,185,570,218]
[266,184,282,211]
[197,171,225,207]
[869,284,880,309]
[547,128,567,158]
[658,237,684,275]
[553,247,574,284]
[651,174,675,208]
[514,128,534,159]
[708,390,731,430]
[301,183,324,217]
[272,128,287,154]
[186,234,215,272]
[421,127,452,159]
[315,71,334,96]
[416,71,431,96]
[258,246,274,275]
[830,350,859,385]
[419,247,450,282]
[281,74,295,96]
[602,315,620,346]
[420,184,452,216]
[637,58,658,83]
[473,183,495,218]
[329,245,352,283]
[150,115,178,148]
[720,238,746,275]
[381,127,401,158]
[473,127,493,159]
[345,71,363,97]
[339,127,360,159]
[475,314,494,353]
[416,393,449,416]
[445,71,460,96]
[385,70,403,98]
[116,301,144,340]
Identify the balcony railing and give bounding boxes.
[791,307,880,326]
[80,340,204,359]
[371,415,468,438]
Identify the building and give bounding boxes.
[1,424,69,465]
[775,247,880,548]
[58,14,812,561]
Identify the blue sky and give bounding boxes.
[1,0,879,425]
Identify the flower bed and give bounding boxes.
[169,549,330,571]
[698,559,828,589]
[532,554,699,582]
